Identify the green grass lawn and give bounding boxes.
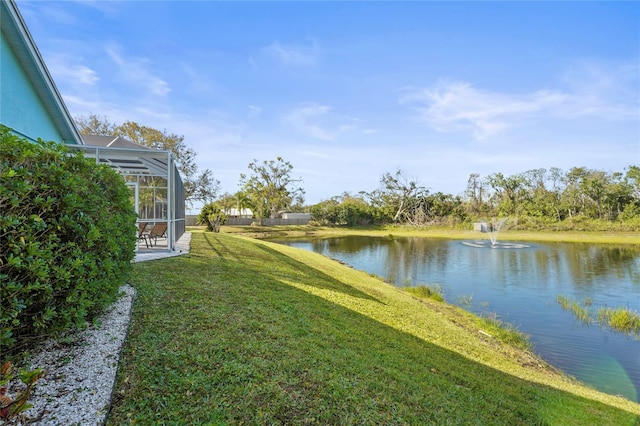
[107,231,640,425]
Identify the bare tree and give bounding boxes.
[370,169,428,223]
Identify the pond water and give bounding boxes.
[272,235,640,402]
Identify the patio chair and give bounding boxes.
[137,222,149,247]
[146,222,168,247]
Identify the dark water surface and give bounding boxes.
[272,236,640,402]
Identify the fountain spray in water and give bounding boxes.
[488,218,507,246]
[462,217,528,249]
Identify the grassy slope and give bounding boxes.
[108,232,640,425]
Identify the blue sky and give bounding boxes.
[18,1,640,208]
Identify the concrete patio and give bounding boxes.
[134,231,191,262]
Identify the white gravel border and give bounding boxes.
[6,285,135,425]
[4,233,191,425]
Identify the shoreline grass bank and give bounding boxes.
[108,232,639,424]
[217,224,640,245]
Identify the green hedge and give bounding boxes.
[0,127,137,354]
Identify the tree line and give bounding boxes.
[310,166,640,228]
[209,161,639,230]
[75,115,639,229]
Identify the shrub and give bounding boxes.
[0,361,44,420]
[0,128,137,354]
[309,198,375,226]
[403,284,444,302]
[197,202,227,232]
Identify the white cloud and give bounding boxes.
[62,94,104,111]
[559,61,640,119]
[400,81,567,140]
[179,63,217,96]
[284,103,360,141]
[131,107,173,122]
[106,45,171,96]
[401,63,639,141]
[73,0,121,17]
[285,104,334,140]
[47,57,99,86]
[247,105,263,118]
[265,40,320,66]
[36,4,79,25]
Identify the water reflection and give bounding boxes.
[273,236,640,402]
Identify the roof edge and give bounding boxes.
[2,0,84,145]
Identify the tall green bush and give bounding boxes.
[197,202,227,232]
[310,198,375,226]
[0,127,137,354]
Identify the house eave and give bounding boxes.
[1,0,84,145]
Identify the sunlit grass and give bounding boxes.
[557,295,592,324]
[107,233,640,424]
[459,294,474,306]
[402,284,445,302]
[598,307,640,335]
[557,296,639,337]
[476,315,532,351]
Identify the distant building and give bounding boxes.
[279,212,312,221]
[474,222,490,232]
[225,208,253,218]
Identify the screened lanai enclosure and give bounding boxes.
[70,135,185,252]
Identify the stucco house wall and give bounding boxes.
[0,0,83,145]
[1,0,186,250]
[0,36,61,143]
